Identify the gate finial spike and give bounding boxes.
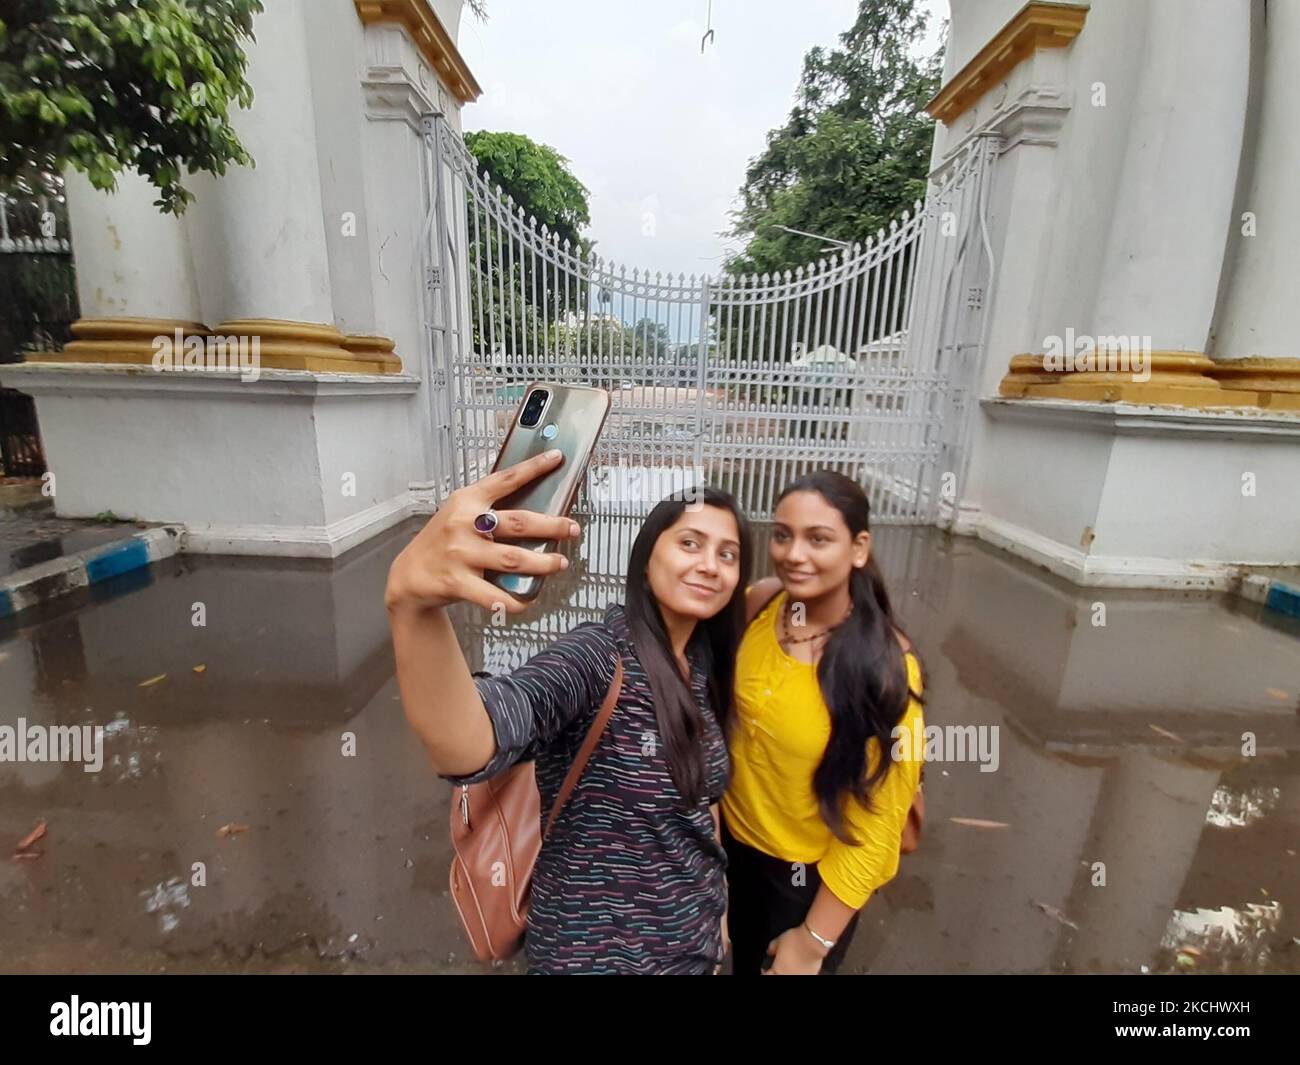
[795,264,804,278]
[877,227,886,240]
[889,218,898,232]
[913,198,923,212]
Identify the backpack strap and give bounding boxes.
[542,655,623,839]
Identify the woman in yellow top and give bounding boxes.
[723,470,924,975]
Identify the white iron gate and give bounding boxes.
[420,113,997,524]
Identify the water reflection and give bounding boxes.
[1205,784,1282,829]
[1159,902,1283,973]
[0,512,1295,973]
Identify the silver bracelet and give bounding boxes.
[803,921,835,951]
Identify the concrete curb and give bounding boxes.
[0,525,184,619]
[1264,580,1300,621]
[1237,572,1300,621]
[0,514,1295,627]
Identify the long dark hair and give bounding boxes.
[775,471,921,843]
[624,486,752,805]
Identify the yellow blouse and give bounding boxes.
[722,589,924,910]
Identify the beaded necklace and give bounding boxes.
[779,596,852,646]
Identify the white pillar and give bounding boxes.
[185,0,335,329]
[64,169,203,321]
[1090,0,1249,350]
[1213,2,1300,357]
[1207,0,1300,408]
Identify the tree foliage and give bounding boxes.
[0,0,263,214]
[727,0,942,275]
[464,129,596,359]
[464,130,591,253]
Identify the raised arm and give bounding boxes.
[384,449,581,777]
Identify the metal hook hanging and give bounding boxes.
[700,0,715,53]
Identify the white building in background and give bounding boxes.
[560,311,623,330]
[791,342,852,368]
[928,0,1299,586]
[0,0,479,557]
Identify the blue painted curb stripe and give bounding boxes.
[1265,581,1300,621]
[85,539,150,584]
[0,588,13,619]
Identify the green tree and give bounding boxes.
[727,0,941,276]
[463,130,594,359]
[0,0,263,214]
[629,317,672,359]
[464,130,590,252]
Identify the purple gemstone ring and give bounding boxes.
[472,509,499,536]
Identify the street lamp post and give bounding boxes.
[767,223,852,250]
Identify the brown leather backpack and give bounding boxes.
[744,582,924,854]
[448,657,623,962]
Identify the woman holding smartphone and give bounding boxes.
[722,470,924,975]
[386,449,752,974]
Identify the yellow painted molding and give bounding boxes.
[343,333,404,374]
[26,317,405,376]
[354,0,482,104]
[214,319,395,374]
[24,317,208,365]
[1206,357,1300,409]
[925,1,1089,124]
[997,351,1261,409]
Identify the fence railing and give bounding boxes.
[422,115,997,525]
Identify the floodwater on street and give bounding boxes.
[1,514,1297,974]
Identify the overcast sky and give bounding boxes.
[457,0,949,281]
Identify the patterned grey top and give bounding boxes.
[445,602,729,974]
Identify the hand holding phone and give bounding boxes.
[384,449,584,617]
[483,383,611,601]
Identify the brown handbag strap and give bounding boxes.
[542,655,623,840]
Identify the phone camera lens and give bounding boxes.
[519,388,549,428]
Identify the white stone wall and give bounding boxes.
[931,0,1299,578]
[5,0,476,557]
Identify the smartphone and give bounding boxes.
[485,382,612,601]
